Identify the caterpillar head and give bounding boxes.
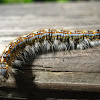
[0,62,9,84]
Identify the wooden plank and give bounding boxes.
[0,2,100,99]
[0,47,100,99]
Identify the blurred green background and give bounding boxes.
[0,0,99,3]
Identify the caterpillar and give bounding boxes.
[0,29,100,83]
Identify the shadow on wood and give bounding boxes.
[11,49,100,100]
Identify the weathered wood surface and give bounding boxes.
[0,2,100,99]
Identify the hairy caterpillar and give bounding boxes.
[0,29,100,83]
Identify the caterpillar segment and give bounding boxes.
[0,29,100,81]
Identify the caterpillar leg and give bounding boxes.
[0,63,9,84]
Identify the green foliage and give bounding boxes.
[2,0,71,3]
[57,0,69,2]
[45,0,70,2]
[45,0,56,1]
[1,0,100,3]
[2,0,33,3]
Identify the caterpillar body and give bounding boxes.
[0,29,100,82]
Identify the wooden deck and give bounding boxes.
[0,2,100,100]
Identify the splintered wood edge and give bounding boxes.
[1,71,100,92]
[1,80,100,92]
[36,82,100,92]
